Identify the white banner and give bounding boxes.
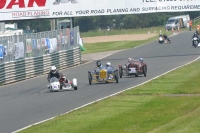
[14,42,24,59]
[0,0,200,21]
[49,38,57,53]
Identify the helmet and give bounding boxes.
[106,62,111,67]
[62,76,66,80]
[139,58,143,63]
[51,66,57,74]
[127,58,132,63]
[96,60,102,67]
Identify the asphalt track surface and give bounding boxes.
[0,31,199,133]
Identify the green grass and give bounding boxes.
[80,26,188,37]
[81,25,175,54]
[19,59,200,133]
[82,39,155,54]
[82,33,173,54]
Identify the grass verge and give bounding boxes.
[82,32,173,54]
[19,59,200,133]
[80,26,188,37]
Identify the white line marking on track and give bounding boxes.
[12,55,200,133]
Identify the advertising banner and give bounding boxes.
[70,31,74,45]
[0,45,4,59]
[14,42,25,59]
[26,39,32,53]
[0,0,200,21]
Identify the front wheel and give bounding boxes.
[193,41,198,48]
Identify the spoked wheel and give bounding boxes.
[119,67,123,78]
[88,72,92,85]
[115,70,119,83]
[143,66,147,77]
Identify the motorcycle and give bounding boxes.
[158,36,164,44]
[158,36,171,44]
[47,77,78,92]
[192,36,199,48]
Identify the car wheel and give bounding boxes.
[115,70,119,83]
[115,74,119,83]
[88,71,92,85]
[143,66,147,77]
[119,67,123,78]
[74,86,78,90]
[135,74,138,77]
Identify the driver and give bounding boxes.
[163,33,171,43]
[47,66,61,82]
[95,60,103,69]
[139,58,144,63]
[125,58,133,67]
[105,62,114,79]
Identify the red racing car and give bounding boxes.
[119,58,147,78]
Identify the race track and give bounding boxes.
[0,31,199,133]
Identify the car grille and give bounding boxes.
[100,70,107,79]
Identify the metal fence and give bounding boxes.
[0,26,80,64]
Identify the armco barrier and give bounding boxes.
[0,47,81,85]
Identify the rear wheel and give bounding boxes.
[119,67,123,78]
[143,66,147,77]
[115,74,119,83]
[74,86,78,90]
[88,72,92,85]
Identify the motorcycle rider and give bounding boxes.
[47,66,61,82]
[163,33,171,43]
[59,75,70,88]
[159,33,163,37]
[192,32,200,46]
[158,33,163,43]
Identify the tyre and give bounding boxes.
[74,86,78,90]
[119,67,123,78]
[115,74,119,83]
[135,74,138,77]
[88,72,92,85]
[143,66,147,77]
[193,41,198,48]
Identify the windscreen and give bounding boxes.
[50,77,59,83]
[167,19,176,24]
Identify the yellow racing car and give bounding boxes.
[88,61,119,85]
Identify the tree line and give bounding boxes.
[9,11,200,32]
